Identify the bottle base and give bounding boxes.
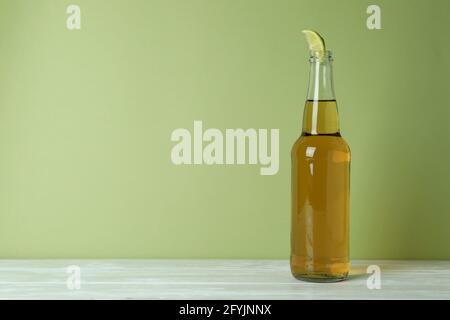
[290,255,349,283]
[292,272,348,283]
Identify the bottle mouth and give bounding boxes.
[309,50,333,62]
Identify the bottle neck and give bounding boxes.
[302,52,340,135]
[306,53,336,101]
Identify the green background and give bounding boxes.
[0,0,449,259]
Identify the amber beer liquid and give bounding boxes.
[291,50,350,282]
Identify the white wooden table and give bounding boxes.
[0,260,448,299]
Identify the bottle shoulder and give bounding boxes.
[292,134,350,155]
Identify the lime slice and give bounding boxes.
[302,30,326,59]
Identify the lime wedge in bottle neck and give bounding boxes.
[302,30,326,60]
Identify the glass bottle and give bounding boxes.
[291,50,350,282]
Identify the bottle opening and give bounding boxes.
[309,50,333,63]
